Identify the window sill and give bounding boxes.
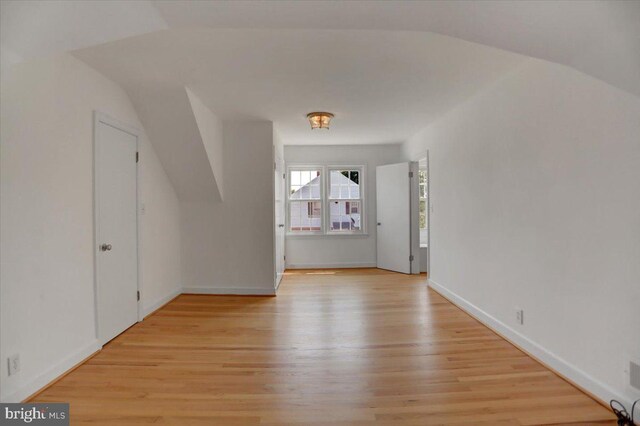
[286,232,369,239]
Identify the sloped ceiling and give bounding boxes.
[0,0,166,64]
[3,0,638,202]
[73,29,524,146]
[3,1,638,98]
[152,0,640,99]
[130,85,223,202]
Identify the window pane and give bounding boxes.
[290,201,321,231]
[349,182,360,198]
[292,171,301,186]
[290,169,321,200]
[330,200,361,231]
[419,200,427,230]
[330,184,340,198]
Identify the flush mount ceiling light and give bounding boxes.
[307,112,334,129]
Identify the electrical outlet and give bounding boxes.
[7,354,20,376]
[516,308,524,325]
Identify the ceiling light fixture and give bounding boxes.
[307,112,334,129]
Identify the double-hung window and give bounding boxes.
[287,166,365,235]
[288,168,323,232]
[328,168,363,233]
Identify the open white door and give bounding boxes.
[94,113,139,344]
[274,154,285,289]
[376,162,419,274]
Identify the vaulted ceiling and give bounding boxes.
[73,29,524,145]
[2,0,638,199]
[3,0,638,98]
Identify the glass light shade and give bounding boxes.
[307,112,334,129]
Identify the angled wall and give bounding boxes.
[128,86,223,202]
[0,54,182,402]
[186,87,224,200]
[181,121,275,294]
[402,58,640,406]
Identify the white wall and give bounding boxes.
[0,54,182,402]
[402,58,640,406]
[284,144,403,268]
[185,87,224,200]
[181,121,276,294]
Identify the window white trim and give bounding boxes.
[286,164,366,236]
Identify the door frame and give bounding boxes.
[273,149,285,291]
[409,161,420,274]
[92,111,142,344]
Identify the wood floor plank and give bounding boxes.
[31,268,614,425]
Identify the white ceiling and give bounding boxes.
[151,0,640,99]
[0,0,166,64]
[3,0,639,146]
[74,29,523,145]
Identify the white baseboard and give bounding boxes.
[274,273,283,292]
[428,278,631,409]
[286,262,377,269]
[183,286,276,296]
[1,340,101,403]
[142,287,181,318]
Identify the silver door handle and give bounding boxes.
[100,243,112,252]
[278,224,285,228]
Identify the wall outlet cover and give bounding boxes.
[8,354,20,376]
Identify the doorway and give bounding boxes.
[93,112,140,345]
[375,161,420,274]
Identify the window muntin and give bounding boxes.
[287,166,365,235]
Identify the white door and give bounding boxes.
[94,113,139,344]
[274,155,285,288]
[376,162,419,274]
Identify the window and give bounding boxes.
[289,169,322,232]
[328,168,362,232]
[419,169,428,246]
[287,166,365,235]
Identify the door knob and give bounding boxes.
[377,222,381,226]
[100,243,112,252]
[278,224,285,228]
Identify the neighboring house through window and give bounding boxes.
[288,166,365,234]
[419,169,428,246]
[329,168,362,232]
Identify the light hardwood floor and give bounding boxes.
[32,269,614,425]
